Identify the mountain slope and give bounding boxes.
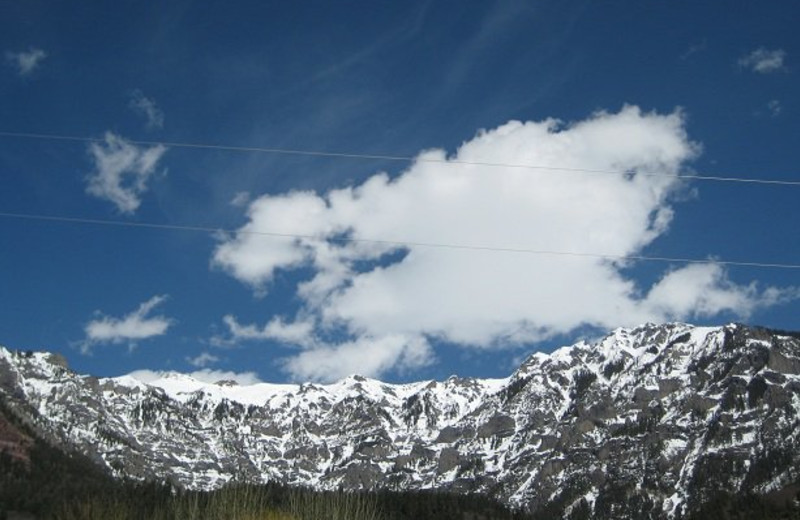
[1,323,799,518]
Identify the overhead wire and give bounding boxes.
[0,131,798,270]
[1,130,799,186]
[1,211,799,270]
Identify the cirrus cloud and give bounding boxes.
[213,105,795,382]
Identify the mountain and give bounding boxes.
[1,323,799,519]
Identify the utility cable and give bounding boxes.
[1,211,799,270]
[0,131,799,186]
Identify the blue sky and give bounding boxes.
[1,1,798,384]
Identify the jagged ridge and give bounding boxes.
[1,323,799,518]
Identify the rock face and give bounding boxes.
[1,323,799,518]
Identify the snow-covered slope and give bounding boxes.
[1,323,799,518]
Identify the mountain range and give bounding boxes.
[1,322,799,518]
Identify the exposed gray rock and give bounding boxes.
[437,447,462,474]
[768,350,800,374]
[435,425,462,444]
[476,414,515,438]
[339,462,382,488]
[657,377,682,397]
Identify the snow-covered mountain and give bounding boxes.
[1,323,799,518]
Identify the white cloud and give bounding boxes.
[83,295,173,352]
[645,263,793,319]
[220,315,315,347]
[186,352,220,368]
[129,90,165,129]
[739,48,786,73]
[6,48,47,76]
[215,316,433,382]
[213,106,794,382]
[282,334,433,383]
[85,132,168,214]
[213,191,334,293]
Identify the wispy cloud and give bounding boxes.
[85,132,167,214]
[230,191,251,207]
[214,106,796,382]
[129,90,165,129]
[217,315,315,347]
[83,295,173,353]
[186,351,220,368]
[767,99,782,117]
[5,47,47,76]
[739,47,786,73]
[680,40,707,61]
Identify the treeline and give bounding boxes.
[686,489,800,520]
[1,396,130,517]
[2,456,526,520]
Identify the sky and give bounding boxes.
[0,1,798,384]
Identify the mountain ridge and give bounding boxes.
[1,322,799,518]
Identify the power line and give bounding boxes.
[1,211,799,270]
[1,130,799,186]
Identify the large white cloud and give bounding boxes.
[85,132,167,214]
[213,106,792,382]
[83,295,173,352]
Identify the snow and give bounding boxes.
[663,438,688,459]
[122,370,298,405]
